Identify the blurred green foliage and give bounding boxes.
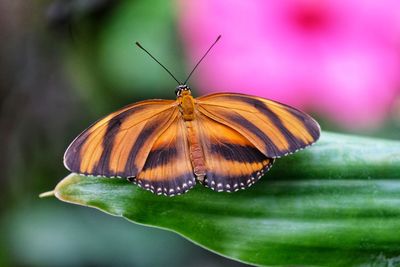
[97,0,185,95]
[64,0,187,113]
[3,203,193,266]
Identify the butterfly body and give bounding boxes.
[64,85,320,196]
[177,88,207,183]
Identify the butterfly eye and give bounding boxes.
[175,87,181,96]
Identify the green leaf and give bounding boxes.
[48,132,400,267]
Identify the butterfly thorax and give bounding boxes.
[178,89,196,121]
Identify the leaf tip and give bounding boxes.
[39,190,55,198]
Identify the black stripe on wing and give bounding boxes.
[210,142,267,164]
[133,117,196,196]
[91,112,128,175]
[64,105,145,173]
[85,108,176,178]
[233,95,320,142]
[222,110,282,157]
[140,147,178,171]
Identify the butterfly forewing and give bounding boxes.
[64,100,179,178]
[134,115,196,196]
[196,113,274,192]
[196,93,320,158]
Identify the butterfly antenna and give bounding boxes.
[135,42,182,85]
[184,35,221,85]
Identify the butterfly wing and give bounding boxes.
[196,93,320,158]
[64,100,179,178]
[196,113,274,192]
[134,114,196,196]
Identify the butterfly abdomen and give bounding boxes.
[185,120,207,183]
[178,90,207,182]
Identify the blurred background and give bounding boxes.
[1,0,400,266]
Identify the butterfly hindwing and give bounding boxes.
[196,113,274,192]
[134,115,196,196]
[197,93,320,158]
[64,100,179,178]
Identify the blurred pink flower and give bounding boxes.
[179,0,400,129]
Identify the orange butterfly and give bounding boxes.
[64,36,320,196]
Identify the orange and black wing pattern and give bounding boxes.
[64,90,320,196]
[196,93,320,158]
[196,113,274,192]
[64,100,179,178]
[134,115,196,196]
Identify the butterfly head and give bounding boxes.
[175,84,191,97]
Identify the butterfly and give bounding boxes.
[64,36,320,196]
